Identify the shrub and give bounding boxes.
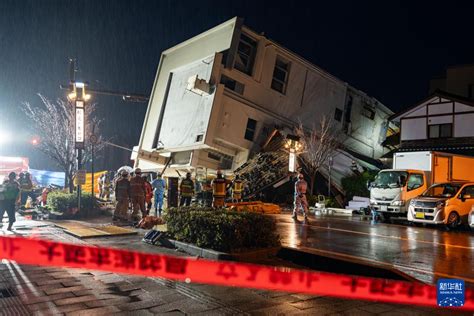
[165,206,281,252]
[341,170,378,200]
[47,191,97,217]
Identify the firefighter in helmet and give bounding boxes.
[179,172,194,206]
[212,170,227,208]
[231,174,244,203]
[130,168,147,221]
[293,173,309,220]
[114,170,131,222]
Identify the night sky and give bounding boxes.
[0,0,473,171]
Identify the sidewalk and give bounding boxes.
[0,215,470,315]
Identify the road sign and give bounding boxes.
[74,169,86,185]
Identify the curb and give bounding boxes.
[166,239,280,261]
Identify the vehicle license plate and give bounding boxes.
[415,212,425,219]
[380,205,387,212]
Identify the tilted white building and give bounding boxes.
[134,17,393,187]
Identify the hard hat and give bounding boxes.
[134,168,142,174]
[121,170,129,176]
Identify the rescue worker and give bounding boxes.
[98,174,104,199]
[179,172,194,206]
[231,174,244,203]
[114,170,131,222]
[143,175,153,214]
[19,172,33,206]
[129,168,147,221]
[0,172,20,231]
[102,174,112,201]
[212,170,227,208]
[151,172,166,217]
[293,173,309,220]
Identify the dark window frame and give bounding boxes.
[220,75,245,95]
[271,57,290,94]
[428,123,452,139]
[334,108,343,122]
[244,118,257,141]
[234,33,257,76]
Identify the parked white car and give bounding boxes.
[469,206,474,230]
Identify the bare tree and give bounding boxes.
[295,115,344,195]
[22,94,103,192]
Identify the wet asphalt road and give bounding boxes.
[273,213,474,286]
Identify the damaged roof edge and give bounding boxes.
[162,17,239,56]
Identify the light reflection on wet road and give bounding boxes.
[273,214,474,285]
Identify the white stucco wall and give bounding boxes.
[401,118,427,140]
[157,56,215,150]
[137,18,237,155]
[454,113,474,137]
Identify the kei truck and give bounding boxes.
[369,151,474,222]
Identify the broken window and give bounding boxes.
[271,57,290,94]
[220,75,245,95]
[334,108,343,122]
[361,104,376,120]
[244,118,257,141]
[235,33,257,75]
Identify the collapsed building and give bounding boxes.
[133,17,395,200]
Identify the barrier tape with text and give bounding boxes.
[1,236,473,310]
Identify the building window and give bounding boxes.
[362,105,375,120]
[220,75,245,94]
[244,118,257,141]
[235,33,257,75]
[334,108,343,122]
[195,134,203,142]
[271,57,290,94]
[429,123,452,138]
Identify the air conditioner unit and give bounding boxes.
[187,75,211,96]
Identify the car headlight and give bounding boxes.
[392,200,405,206]
[436,201,445,209]
[370,199,377,205]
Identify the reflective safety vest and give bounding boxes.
[180,178,194,197]
[233,180,243,193]
[212,178,226,197]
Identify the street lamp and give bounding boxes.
[67,81,91,214]
[285,135,302,172]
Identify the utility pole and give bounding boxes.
[67,59,90,214]
[328,156,333,197]
[62,58,149,214]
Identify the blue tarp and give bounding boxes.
[29,169,65,187]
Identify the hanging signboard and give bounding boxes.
[289,151,296,172]
[75,100,85,149]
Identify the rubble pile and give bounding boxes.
[234,151,288,198]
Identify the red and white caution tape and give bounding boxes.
[1,236,473,310]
